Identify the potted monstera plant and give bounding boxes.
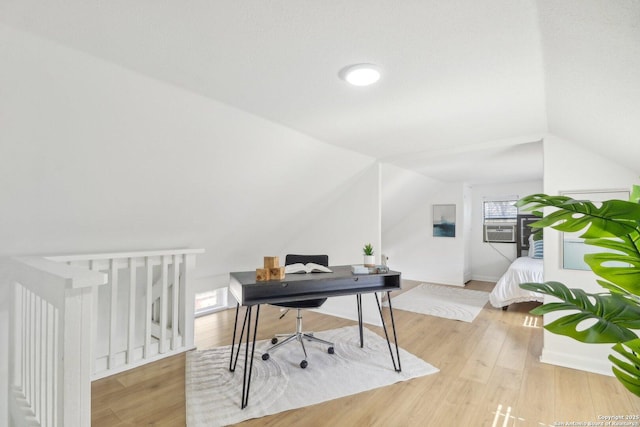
[516,184,640,397]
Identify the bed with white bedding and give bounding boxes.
[489,214,544,309]
[489,256,544,308]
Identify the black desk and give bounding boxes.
[228,265,402,408]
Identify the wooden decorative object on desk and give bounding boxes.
[256,268,271,281]
[269,266,285,280]
[263,256,279,269]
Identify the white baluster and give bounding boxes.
[127,258,137,364]
[159,256,169,353]
[108,259,119,369]
[144,257,152,359]
[89,259,99,376]
[18,285,25,394]
[35,295,41,423]
[52,305,59,426]
[44,303,53,427]
[171,255,180,350]
[27,288,33,408]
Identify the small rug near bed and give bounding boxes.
[385,283,489,322]
[185,325,438,427]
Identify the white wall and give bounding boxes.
[469,180,543,282]
[381,164,543,286]
[0,23,381,276]
[381,163,467,286]
[0,24,383,422]
[541,134,638,375]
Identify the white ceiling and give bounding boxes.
[1,0,638,185]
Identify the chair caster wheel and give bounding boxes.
[300,360,308,369]
[271,337,278,344]
[262,353,270,361]
[328,347,334,354]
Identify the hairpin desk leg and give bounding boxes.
[356,294,364,348]
[229,303,248,372]
[375,292,402,372]
[228,303,261,409]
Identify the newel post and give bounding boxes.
[181,253,198,351]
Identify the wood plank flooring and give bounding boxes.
[92,280,640,426]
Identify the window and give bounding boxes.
[483,200,517,223]
[195,288,229,317]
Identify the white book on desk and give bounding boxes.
[285,263,333,274]
[351,265,370,275]
[351,265,390,274]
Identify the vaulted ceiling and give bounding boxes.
[1,0,638,184]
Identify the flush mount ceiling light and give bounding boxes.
[339,63,381,86]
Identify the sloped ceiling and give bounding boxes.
[537,0,640,176]
[1,0,638,184]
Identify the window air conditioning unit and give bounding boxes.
[483,223,516,243]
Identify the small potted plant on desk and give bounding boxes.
[363,243,375,267]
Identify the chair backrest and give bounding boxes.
[285,254,329,267]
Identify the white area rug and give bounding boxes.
[386,283,489,323]
[185,325,438,427]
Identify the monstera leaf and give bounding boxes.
[516,194,640,238]
[583,233,640,295]
[517,186,640,397]
[610,339,640,396]
[522,282,640,343]
[517,192,640,295]
[632,185,640,204]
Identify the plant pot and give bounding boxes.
[363,255,375,267]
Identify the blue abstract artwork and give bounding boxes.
[433,204,456,237]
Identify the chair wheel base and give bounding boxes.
[300,360,308,369]
[262,353,270,361]
[271,337,278,344]
[328,347,334,354]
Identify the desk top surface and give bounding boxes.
[229,265,401,305]
[230,265,398,284]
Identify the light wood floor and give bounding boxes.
[92,280,640,426]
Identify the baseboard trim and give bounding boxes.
[400,276,464,287]
[469,274,500,283]
[539,348,613,377]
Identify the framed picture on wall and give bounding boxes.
[433,204,456,237]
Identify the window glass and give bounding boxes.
[483,200,517,223]
[195,288,228,317]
